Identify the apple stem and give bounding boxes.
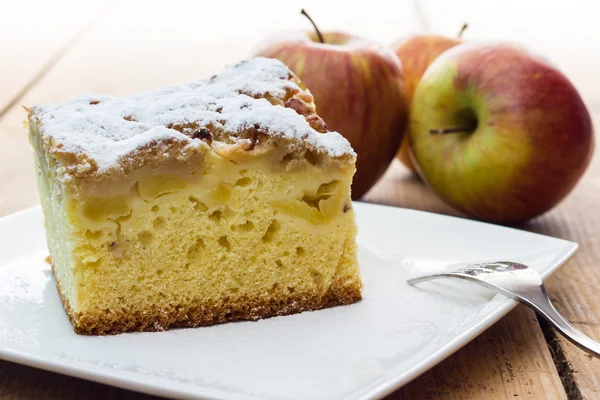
[458,23,468,38]
[429,128,472,135]
[301,9,325,43]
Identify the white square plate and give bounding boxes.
[0,203,576,400]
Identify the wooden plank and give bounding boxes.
[390,306,566,399]
[0,0,111,114]
[0,360,160,400]
[519,131,600,399]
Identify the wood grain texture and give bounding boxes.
[0,361,160,400]
[389,306,566,399]
[0,0,597,399]
[0,0,111,114]
[518,133,600,399]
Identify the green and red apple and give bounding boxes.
[392,25,468,171]
[251,12,408,199]
[409,42,594,224]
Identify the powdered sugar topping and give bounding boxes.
[31,58,355,173]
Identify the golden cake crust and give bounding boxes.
[53,262,362,335]
[27,58,356,188]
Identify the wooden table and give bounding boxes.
[1,1,598,398]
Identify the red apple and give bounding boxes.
[251,11,408,199]
[392,25,468,171]
[409,42,594,224]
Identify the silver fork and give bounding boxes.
[407,261,600,358]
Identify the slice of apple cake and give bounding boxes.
[28,57,361,335]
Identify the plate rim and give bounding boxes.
[0,203,579,400]
[357,240,577,400]
[354,201,578,399]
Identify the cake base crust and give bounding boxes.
[54,269,362,335]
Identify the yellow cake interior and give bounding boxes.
[32,131,360,334]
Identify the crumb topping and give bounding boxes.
[29,58,355,176]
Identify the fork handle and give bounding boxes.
[520,291,600,359]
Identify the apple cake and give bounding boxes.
[27,58,362,335]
